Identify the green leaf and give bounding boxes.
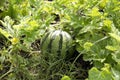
[111,68,120,80]
[112,52,120,63]
[88,64,112,80]
[0,0,5,7]
[111,63,120,80]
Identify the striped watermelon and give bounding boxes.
[40,30,73,59]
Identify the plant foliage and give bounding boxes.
[0,0,120,80]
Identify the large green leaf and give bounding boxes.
[88,64,113,80]
[111,63,120,80]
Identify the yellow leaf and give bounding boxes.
[89,7,101,17]
[84,42,93,51]
[11,37,19,44]
[61,75,71,80]
[29,20,39,27]
[105,45,117,51]
[0,28,11,39]
[109,33,120,42]
[100,0,109,8]
[103,19,112,27]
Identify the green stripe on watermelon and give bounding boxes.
[47,30,56,53]
[57,31,63,57]
[40,32,50,47]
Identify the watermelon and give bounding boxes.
[40,30,73,60]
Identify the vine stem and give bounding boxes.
[0,66,13,79]
[68,36,109,75]
[93,36,109,44]
[68,50,86,74]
